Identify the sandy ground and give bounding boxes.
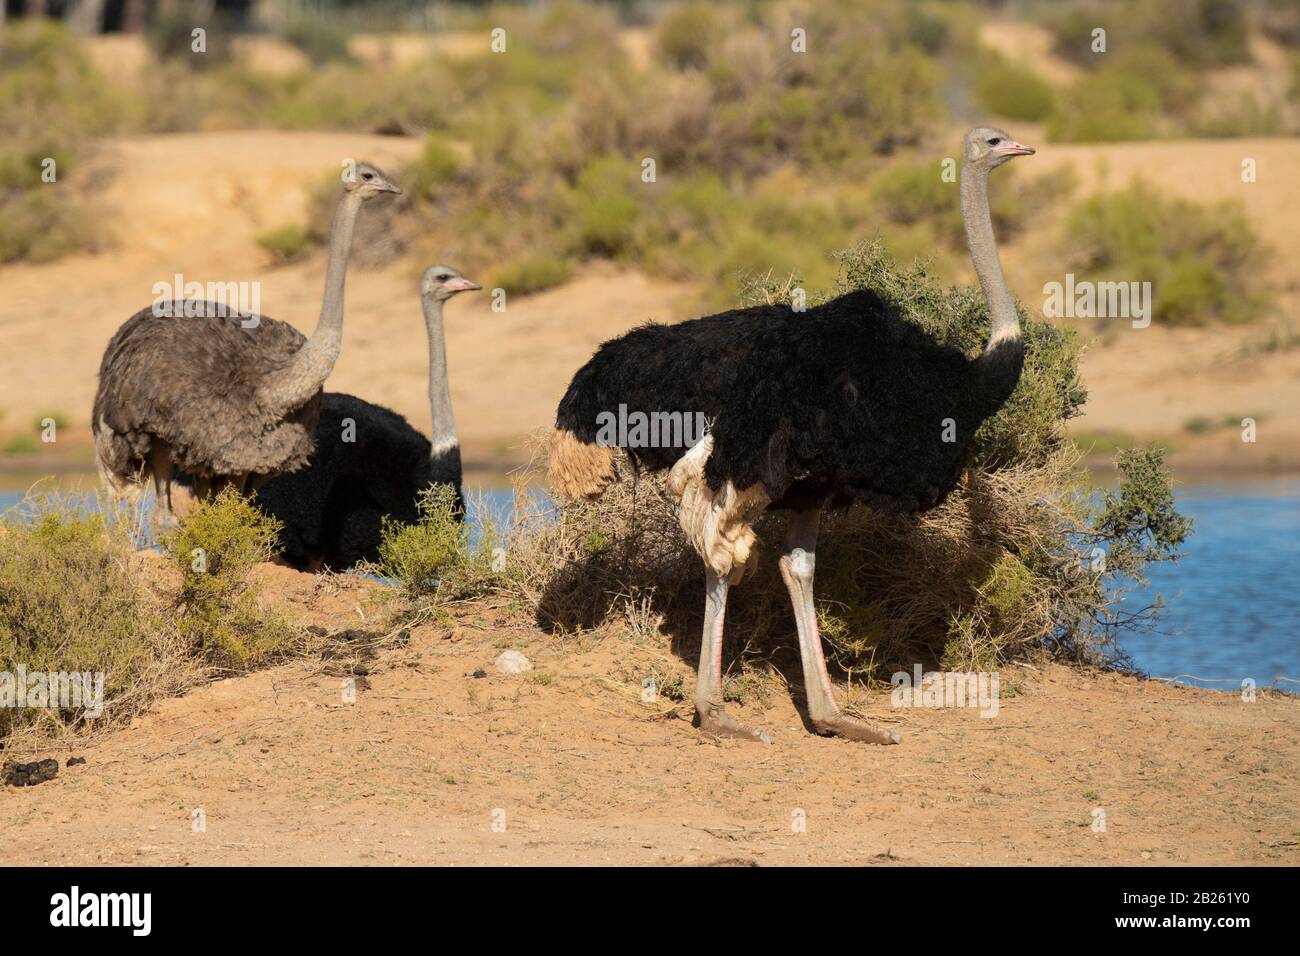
[2,561,1296,866]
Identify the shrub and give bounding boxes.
[147,5,235,70]
[0,22,110,263]
[1190,95,1284,138]
[279,15,354,66]
[566,155,641,257]
[975,56,1056,122]
[1,435,39,456]
[406,135,463,200]
[163,488,295,670]
[1046,0,1249,70]
[489,256,575,297]
[874,162,950,226]
[655,2,719,70]
[378,485,498,600]
[1047,46,1198,142]
[256,224,312,264]
[0,496,168,739]
[1065,182,1269,325]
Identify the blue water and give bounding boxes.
[3,480,1296,690]
[1113,480,1299,690]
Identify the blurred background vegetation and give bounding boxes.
[1,0,1294,314]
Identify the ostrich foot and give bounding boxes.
[696,702,771,745]
[812,715,900,746]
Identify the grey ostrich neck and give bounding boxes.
[960,161,1021,354]
[422,296,459,459]
[260,190,363,416]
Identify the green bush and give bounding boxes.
[975,56,1056,122]
[406,135,463,200]
[163,488,294,669]
[378,485,498,600]
[147,6,235,70]
[489,256,575,297]
[1047,46,1198,142]
[567,155,641,257]
[0,22,110,264]
[1,435,38,456]
[1047,0,1248,70]
[655,2,719,70]
[874,162,950,226]
[279,15,354,66]
[256,224,312,264]
[1190,95,1284,138]
[0,497,163,738]
[1065,182,1268,325]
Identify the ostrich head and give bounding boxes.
[421,265,482,302]
[964,126,1035,169]
[345,162,402,199]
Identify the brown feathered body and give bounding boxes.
[92,301,321,482]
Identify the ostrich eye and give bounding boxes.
[988,137,1002,146]
[362,172,374,181]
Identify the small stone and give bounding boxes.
[494,650,532,675]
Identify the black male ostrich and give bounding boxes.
[251,266,480,570]
[550,127,1035,745]
[92,163,400,528]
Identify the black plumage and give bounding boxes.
[555,289,1023,516]
[252,392,465,571]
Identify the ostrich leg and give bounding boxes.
[695,568,771,744]
[148,442,177,530]
[779,509,900,745]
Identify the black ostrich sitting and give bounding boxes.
[251,266,480,570]
[550,127,1035,745]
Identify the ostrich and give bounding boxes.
[251,265,481,570]
[550,127,1035,745]
[91,162,401,527]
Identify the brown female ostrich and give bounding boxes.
[92,163,400,526]
[550,128,1035,745]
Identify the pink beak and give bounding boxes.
[444,277,481,292]
[993,141,1036,156]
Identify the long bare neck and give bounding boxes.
[960,162,1020,353]
[422,296,458,457]
[258,191,363,415]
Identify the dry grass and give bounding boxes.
[0,488,314,752]
[489,437,1122,691]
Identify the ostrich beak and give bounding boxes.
[445,277,481,293]
[993,141,1035,157]
[378,181,402,195]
